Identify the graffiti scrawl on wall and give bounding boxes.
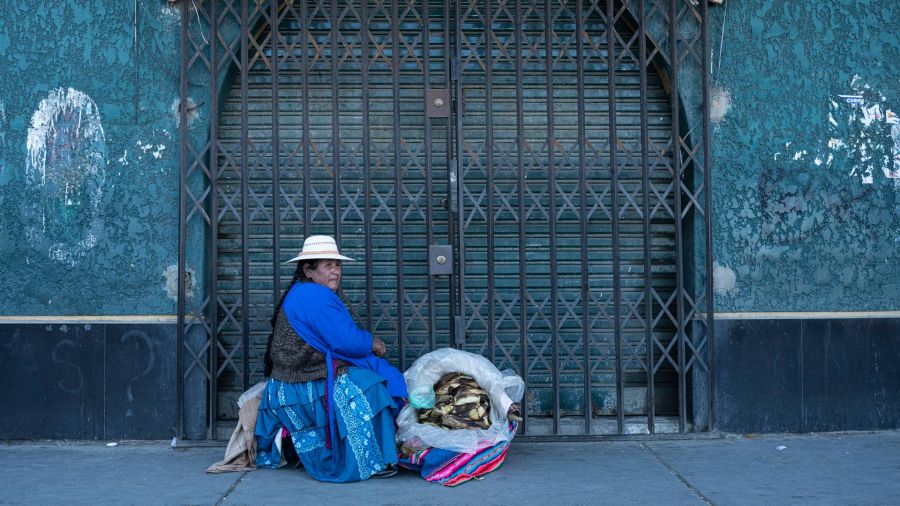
[25,87,107,266]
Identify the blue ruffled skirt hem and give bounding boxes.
[255,367,398,483]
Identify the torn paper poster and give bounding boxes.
[887,110,898,125]
[861,104,883,127]
[886,123,900,179]
[827,78,896,185]
[838,94,864,106]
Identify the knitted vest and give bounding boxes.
[269,309,349,383]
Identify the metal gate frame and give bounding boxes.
[177,0,714,440]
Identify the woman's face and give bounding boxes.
[304,259,342,292]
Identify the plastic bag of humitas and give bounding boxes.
[396,347,524,454]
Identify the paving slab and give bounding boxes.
[645,432,900,506]
[0,443,233,505]
[3,432,900,505]
[227,441,704,506]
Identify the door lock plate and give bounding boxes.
[426,88,450,118]
[429,245,452,275]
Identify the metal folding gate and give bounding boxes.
[177,0,714,440]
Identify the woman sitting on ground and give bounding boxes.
[255,235,407,482]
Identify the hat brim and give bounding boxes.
[284,253,355,264]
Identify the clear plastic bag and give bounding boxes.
[396,347,525,454]
[237,381,267,409]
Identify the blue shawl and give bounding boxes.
[281,282,408,452]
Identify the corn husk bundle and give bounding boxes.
[417,372,491,430]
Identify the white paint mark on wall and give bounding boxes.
[25,87,107,266]
[118,150,129,166]
[710,86,731,123]
[713,262,737,296]
[792,151,807,161]
[160,3,182,23]
[152,144,166,159]
[27,88,105,186]
[171,97,199,128]
[164,264,196,301]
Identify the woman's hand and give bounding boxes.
[372,337,386,357]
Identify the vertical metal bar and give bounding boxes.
[331,0,342,244]
[544,0,560,435]
[391,0,406,370]
[515,0,528,435]
[576,0,591,436]
[639,0,655,434]
[301,0,312,238]
[133,0,139,120]
[362,0,374,329]
[176,0,189,440]
[607,0,624,435]
[453,0,467,350]
[445,0,456,348]
[240,0,251,394]
[424,0,436,352]
[701,0,716,431]
[670,0,688,433]
[485,0,495,365]
[208,0,219,440]
[272,0,282,315]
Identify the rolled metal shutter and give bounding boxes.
[214,1,677,433]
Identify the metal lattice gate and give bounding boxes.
[177,0,714,440]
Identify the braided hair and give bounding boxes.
[263,259,320,377]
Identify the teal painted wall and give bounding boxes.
[0,1,185,314]
[0,1,897,315]
[709,0,900,311]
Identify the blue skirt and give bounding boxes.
[255,367,399,483]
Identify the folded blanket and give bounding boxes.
[397,422,517,486]
[206,383,265,473]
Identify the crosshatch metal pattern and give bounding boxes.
[178,0,714,439]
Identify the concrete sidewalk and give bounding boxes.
[2,431,899,505]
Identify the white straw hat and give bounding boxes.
[285,235,355,263]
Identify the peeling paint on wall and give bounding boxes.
[163,264,195,301]
[171,97,198,128]
[0,2,186,315]
[713,262,737,296]
[0,99,6,180]
[160,3,182,25]
[24,88,107,267]
[710,86,731,123]
[764,76,898,191]
[888,112,900,182]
